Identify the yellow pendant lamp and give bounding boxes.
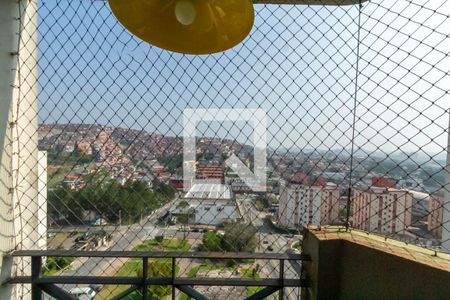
[108,0,255,55]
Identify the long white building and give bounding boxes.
[277,179,340,229]
[172,183,238,226]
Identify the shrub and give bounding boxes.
[43,257,74,275]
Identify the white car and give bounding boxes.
[69,287,96,300]
[179,226,191,232]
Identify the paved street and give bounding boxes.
[236,195,302,300]
[44,194,303,299]
[44,199,178,299]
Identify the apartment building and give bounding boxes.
[428,193,444,239]
[277,176,340,229]
[352,186,413,235]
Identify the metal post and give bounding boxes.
[442,108,450,252]
[279,259,285,300]
[172,257,176,300]
[31,256,42,300]
[142,257,148,300]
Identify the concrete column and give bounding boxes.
[0,1,39,299]
[442,108,450,252]
[0,1,23,299]
[12,0,39,252]
[13,2,39,299]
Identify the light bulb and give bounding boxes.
[175,0,196,26]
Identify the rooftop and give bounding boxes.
[184,183,234,200]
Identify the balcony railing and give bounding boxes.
[4,251,309,300]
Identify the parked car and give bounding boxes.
[92,218,108,226]
[68,231,78,238]
[82,231,91,239]
[89,284,102,293]
[75,231,91,242]
[69,287,96,300]
[179,226,191,232]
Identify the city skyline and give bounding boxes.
[38,122,448,164]
[37,1,450,154]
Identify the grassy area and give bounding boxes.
[100,262,180,300]
[132,238,190,252]
[255,198,270,211]
[201,258,255,267]
[94,260,142,299]
[242,268,264,298]
[187,265,235,278]
[115,290,142,300]
[292,240,302,251]
[43,256,74,275]
[95,238,189,300]
[182,265,263,300]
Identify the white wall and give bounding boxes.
[0,1,39,299]
[311,187,322,225]
[37,152,47,250]
[286,189,297,227]
[193,202,238,225]
[0,3,18,298]
[173,199,239,226]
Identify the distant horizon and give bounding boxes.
[38,122,448,163]
[38,1,449,160]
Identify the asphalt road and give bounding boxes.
[44,195,302,299]
[43,198,178,299]
[236,195,302,300]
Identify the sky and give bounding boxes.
[37,0,449,158]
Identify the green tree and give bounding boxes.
[136,260,173,299]
[201,231,223,251]
[222,222,257,252]
[176,201,195,239]
[48,187,86,223]
[157,154,183,175]
[153,179,176,200]
[176,200,190,211]
[48,177,176,225]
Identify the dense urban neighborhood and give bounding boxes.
[3,91,447,300]
[33,122,448,299]
[40,123,447,243]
